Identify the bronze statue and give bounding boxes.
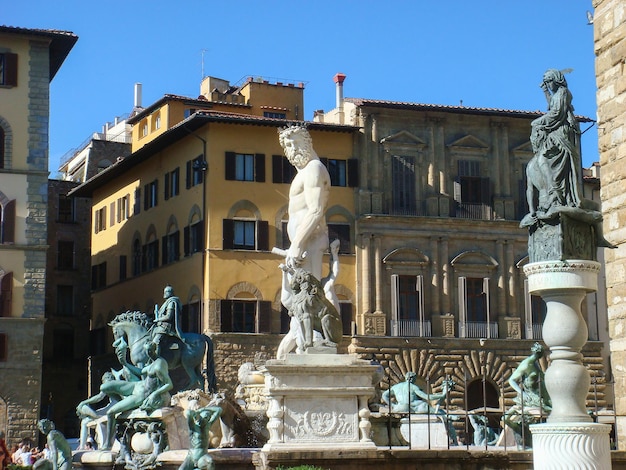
[178,397,222,470]
[33,420,72,470]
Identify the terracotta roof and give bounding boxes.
[0,25,77,80]
[345,97,595,123]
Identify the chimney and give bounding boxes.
[134,83,143,108]
[333,73,346,124]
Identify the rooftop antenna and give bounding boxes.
[201,49,209,80]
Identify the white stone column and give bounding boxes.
[525,260,611,470]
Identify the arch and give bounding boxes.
[383,247,430,266]
[165,214,179,234]
[185,284,202,305]
[187,204,202,225]
[226,281,262,300]
[451,250,498,269]
[227,200,261,220]
[0,116,13,169]
[466,377,501,411]
[145,224,157,242]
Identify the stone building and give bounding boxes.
[0,26,76,443]
[595,0,626,449]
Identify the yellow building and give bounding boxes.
[71,76,358,390]
[0,26,76,442]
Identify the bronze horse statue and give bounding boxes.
[109,311,217,392]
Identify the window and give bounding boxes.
[184,220,204,256]
[0,127,4,169]
[0,199,15,243]
[153,113,161,130]
[119,255,127,281]
[162,230,180,265]
[263,111,286,119]
[117,195,130,222]
[141,121,148,137]
[0,53,18,87]
[225,152,265,182]
[220,299,271,333]
[0,271,13,317]
[164,168,180,200]
[454,160,491,219]
[53,325,74,359]
[184,108,197,118]
[321,158,358,187]
[458,276,494,338]
[327,223,351,254]
[272,155,296,184]
[132,239,142,276]
[58,195,74,223]
[94,207,106,233]
[391,274,427,336]
[91,262,107,290]
[143,238,159,271]
[110,202,116,227]
[57,241,74,270]
[391,155,417,214]
[186,156,206,188]
[0,333,7,361]
[222,219,269,251]
[56,285,73,316]
[144,180,158,210]
[182,301,201,334]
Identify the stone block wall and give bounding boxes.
[595,0,626,449]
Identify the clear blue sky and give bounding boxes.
[5,0,598,174]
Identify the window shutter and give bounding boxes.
[453,177,462,203]
[186,160,192,188]
[223,219,234,249]
[417,274,425,336]
[2,199,15,243]
[5,53,17,87]
[154,240,159,266]
[255,154,265,182]
[90,265,97,290]
[0,271,12,317]
[197,223,204,252]
[483,277,491,338]
[347,158,359,187]
[164,173,170,200]
[391,274,400,336]
[257,220,269,251]
[183,226,190,256]
[257,301,272,333]
[272,155,283,183]
[225,152,236,180]
[134,187,141,215]
[110,202,115,227]
[141,245,147,272]
[173,231,180,260]
[154,180,158,206]
[458,276,467,338]
[220,299,232,332]
[340,303,352,335]
[144,184,149,210]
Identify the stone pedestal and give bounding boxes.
[261,354,379,451]
[525,260,611,469]
[399,415,450,448]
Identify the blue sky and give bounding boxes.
[4,1,598,174]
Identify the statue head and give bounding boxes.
[38,419,54,435]
[145,340,159,360]
[531,342,545,356]
[278,125,314,169]
[163,285,174,299]
[404,371,417,383]
[542,69,567,91]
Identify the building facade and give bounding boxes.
[72,72,612,442]
[0,26,76,443]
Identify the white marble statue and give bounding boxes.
[274,125,341,358]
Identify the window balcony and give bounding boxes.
[390,319,432,337]
[454,203,493,220]
[458,321,499,338]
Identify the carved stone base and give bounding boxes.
[262,354,379,451]
[531,422,612,470]
[528,214,596,262]
[399,415,451,448]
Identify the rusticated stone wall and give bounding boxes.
[594,0,626,450]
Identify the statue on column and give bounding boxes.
[521,69,615,260]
